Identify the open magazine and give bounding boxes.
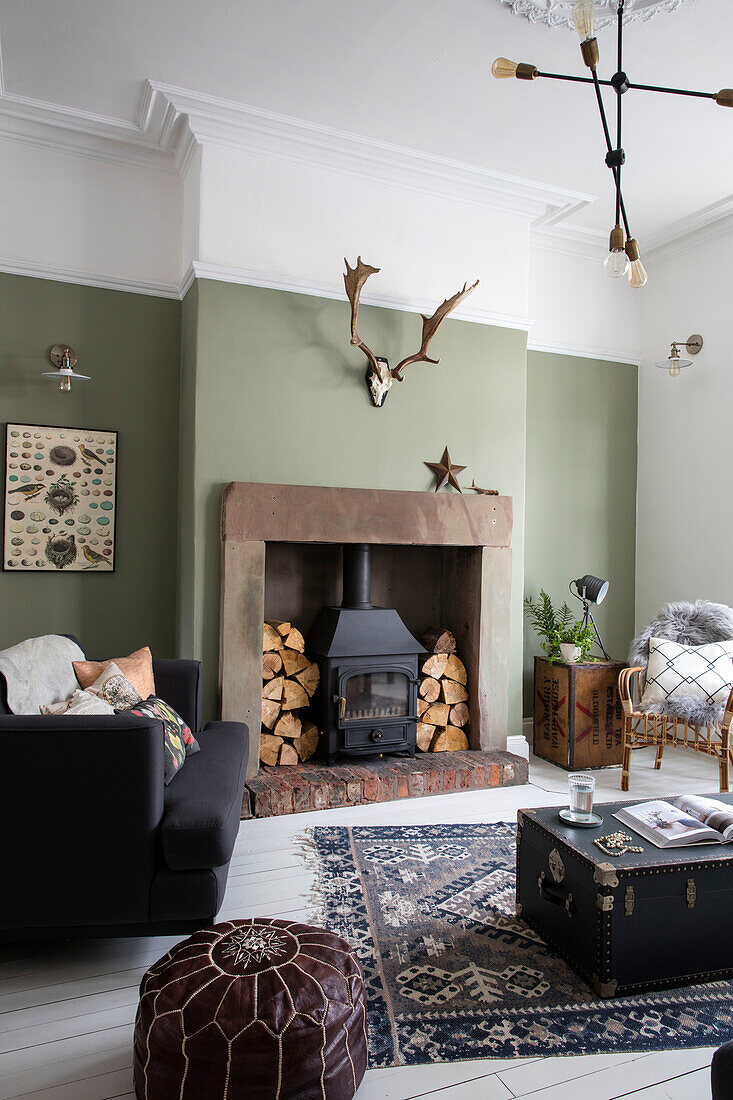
[614,795,733,849]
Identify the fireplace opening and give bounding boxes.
[307,544,425,764]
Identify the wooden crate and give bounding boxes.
[533,656,625,770]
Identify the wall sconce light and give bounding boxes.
[655,334,703,378]
[41,345,90,394]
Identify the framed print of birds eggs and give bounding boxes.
[3,423,117,572]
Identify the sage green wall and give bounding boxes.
[177,280,199,658]
[0,274,638,727]
[179,279,528,732]
[0,272,181,658]
[523,351,638,715]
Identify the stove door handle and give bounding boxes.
[338,696,346,720]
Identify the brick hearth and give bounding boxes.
[241,750,527,818]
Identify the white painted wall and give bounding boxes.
[636,230,733,629]
[529,240,642,365]
[196,142,532,325]
[0,135,182,292]
[181,144,202,274]
[0,93,644,367]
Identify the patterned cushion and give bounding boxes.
[74,646,155,699]
[133,919,367,1100]
[120,696,199,784]
[85,662,141,709]
[641,636,733,709]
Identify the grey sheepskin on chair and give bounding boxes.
[629,600,733,726]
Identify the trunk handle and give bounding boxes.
[538,871,575,917]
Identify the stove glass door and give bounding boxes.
[342,668,410,722]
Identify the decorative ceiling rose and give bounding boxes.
[497,0,693,31]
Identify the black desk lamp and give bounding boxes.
[570,574,610,659]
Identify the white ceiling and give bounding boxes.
[1,0,731,240]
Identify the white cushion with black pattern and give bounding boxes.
[641,636,733,708]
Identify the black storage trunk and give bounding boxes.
[516,797,733,998]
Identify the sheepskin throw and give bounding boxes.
[630,601,733,726]
[0,634,85,714]
[41,689,115,716]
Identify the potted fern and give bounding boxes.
[524,590,594,664]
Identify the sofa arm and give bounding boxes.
[152,659,202,732]
[0,715,166,930]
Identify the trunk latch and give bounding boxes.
[687,878,696,908]
[624,885,635,916]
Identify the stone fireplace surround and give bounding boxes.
[220,482,515,781]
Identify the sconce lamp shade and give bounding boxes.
[41,345,90,394]
[655,335,702,377]
[572,574,609,605]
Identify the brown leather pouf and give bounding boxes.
[133,918,367,1100]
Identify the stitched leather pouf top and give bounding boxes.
[133,918,367,1100]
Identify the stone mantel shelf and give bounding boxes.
[220,482,514,778]
[222,482,512,547]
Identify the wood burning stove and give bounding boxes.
[308,544,425,764]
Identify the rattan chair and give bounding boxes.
[619,668,733,794]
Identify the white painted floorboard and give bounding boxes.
[0,746,723,1099]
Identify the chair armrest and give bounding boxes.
[723,683,733,731]
[618,667,645,714]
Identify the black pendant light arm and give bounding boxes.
[616,2,624,228]
[627,81,717,101]
[536,70,610,87]
[535,70,718,101]
[591,68,631,237]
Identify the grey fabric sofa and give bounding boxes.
[0,640,248,941]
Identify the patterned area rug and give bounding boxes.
[304,823,733,1066]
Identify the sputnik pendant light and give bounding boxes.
[492,0,733,289]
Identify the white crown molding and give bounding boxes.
[527,337,641,365]
[645,195,733,263]
[0,56,597,221]
[0,49,174,172]
[0,108,177,172]
[2,41,732,293]
[181,261,536,331]
[531,224,608,262]
[146,81,596,224]
[0,256,179,299]
[2,61,732,265]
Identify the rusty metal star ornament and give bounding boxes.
[425,447,466,493]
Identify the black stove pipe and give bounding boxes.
[341,544,373,609]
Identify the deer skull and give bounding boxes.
[366,357,392,407]
[343,257,479,408]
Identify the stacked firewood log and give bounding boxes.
[261,620,320,765]
[416,627,470,752]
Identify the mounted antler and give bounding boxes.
[343,258,479,407]
[344,256,395,407]
[391,280,479,381]
[343,256,380,374]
